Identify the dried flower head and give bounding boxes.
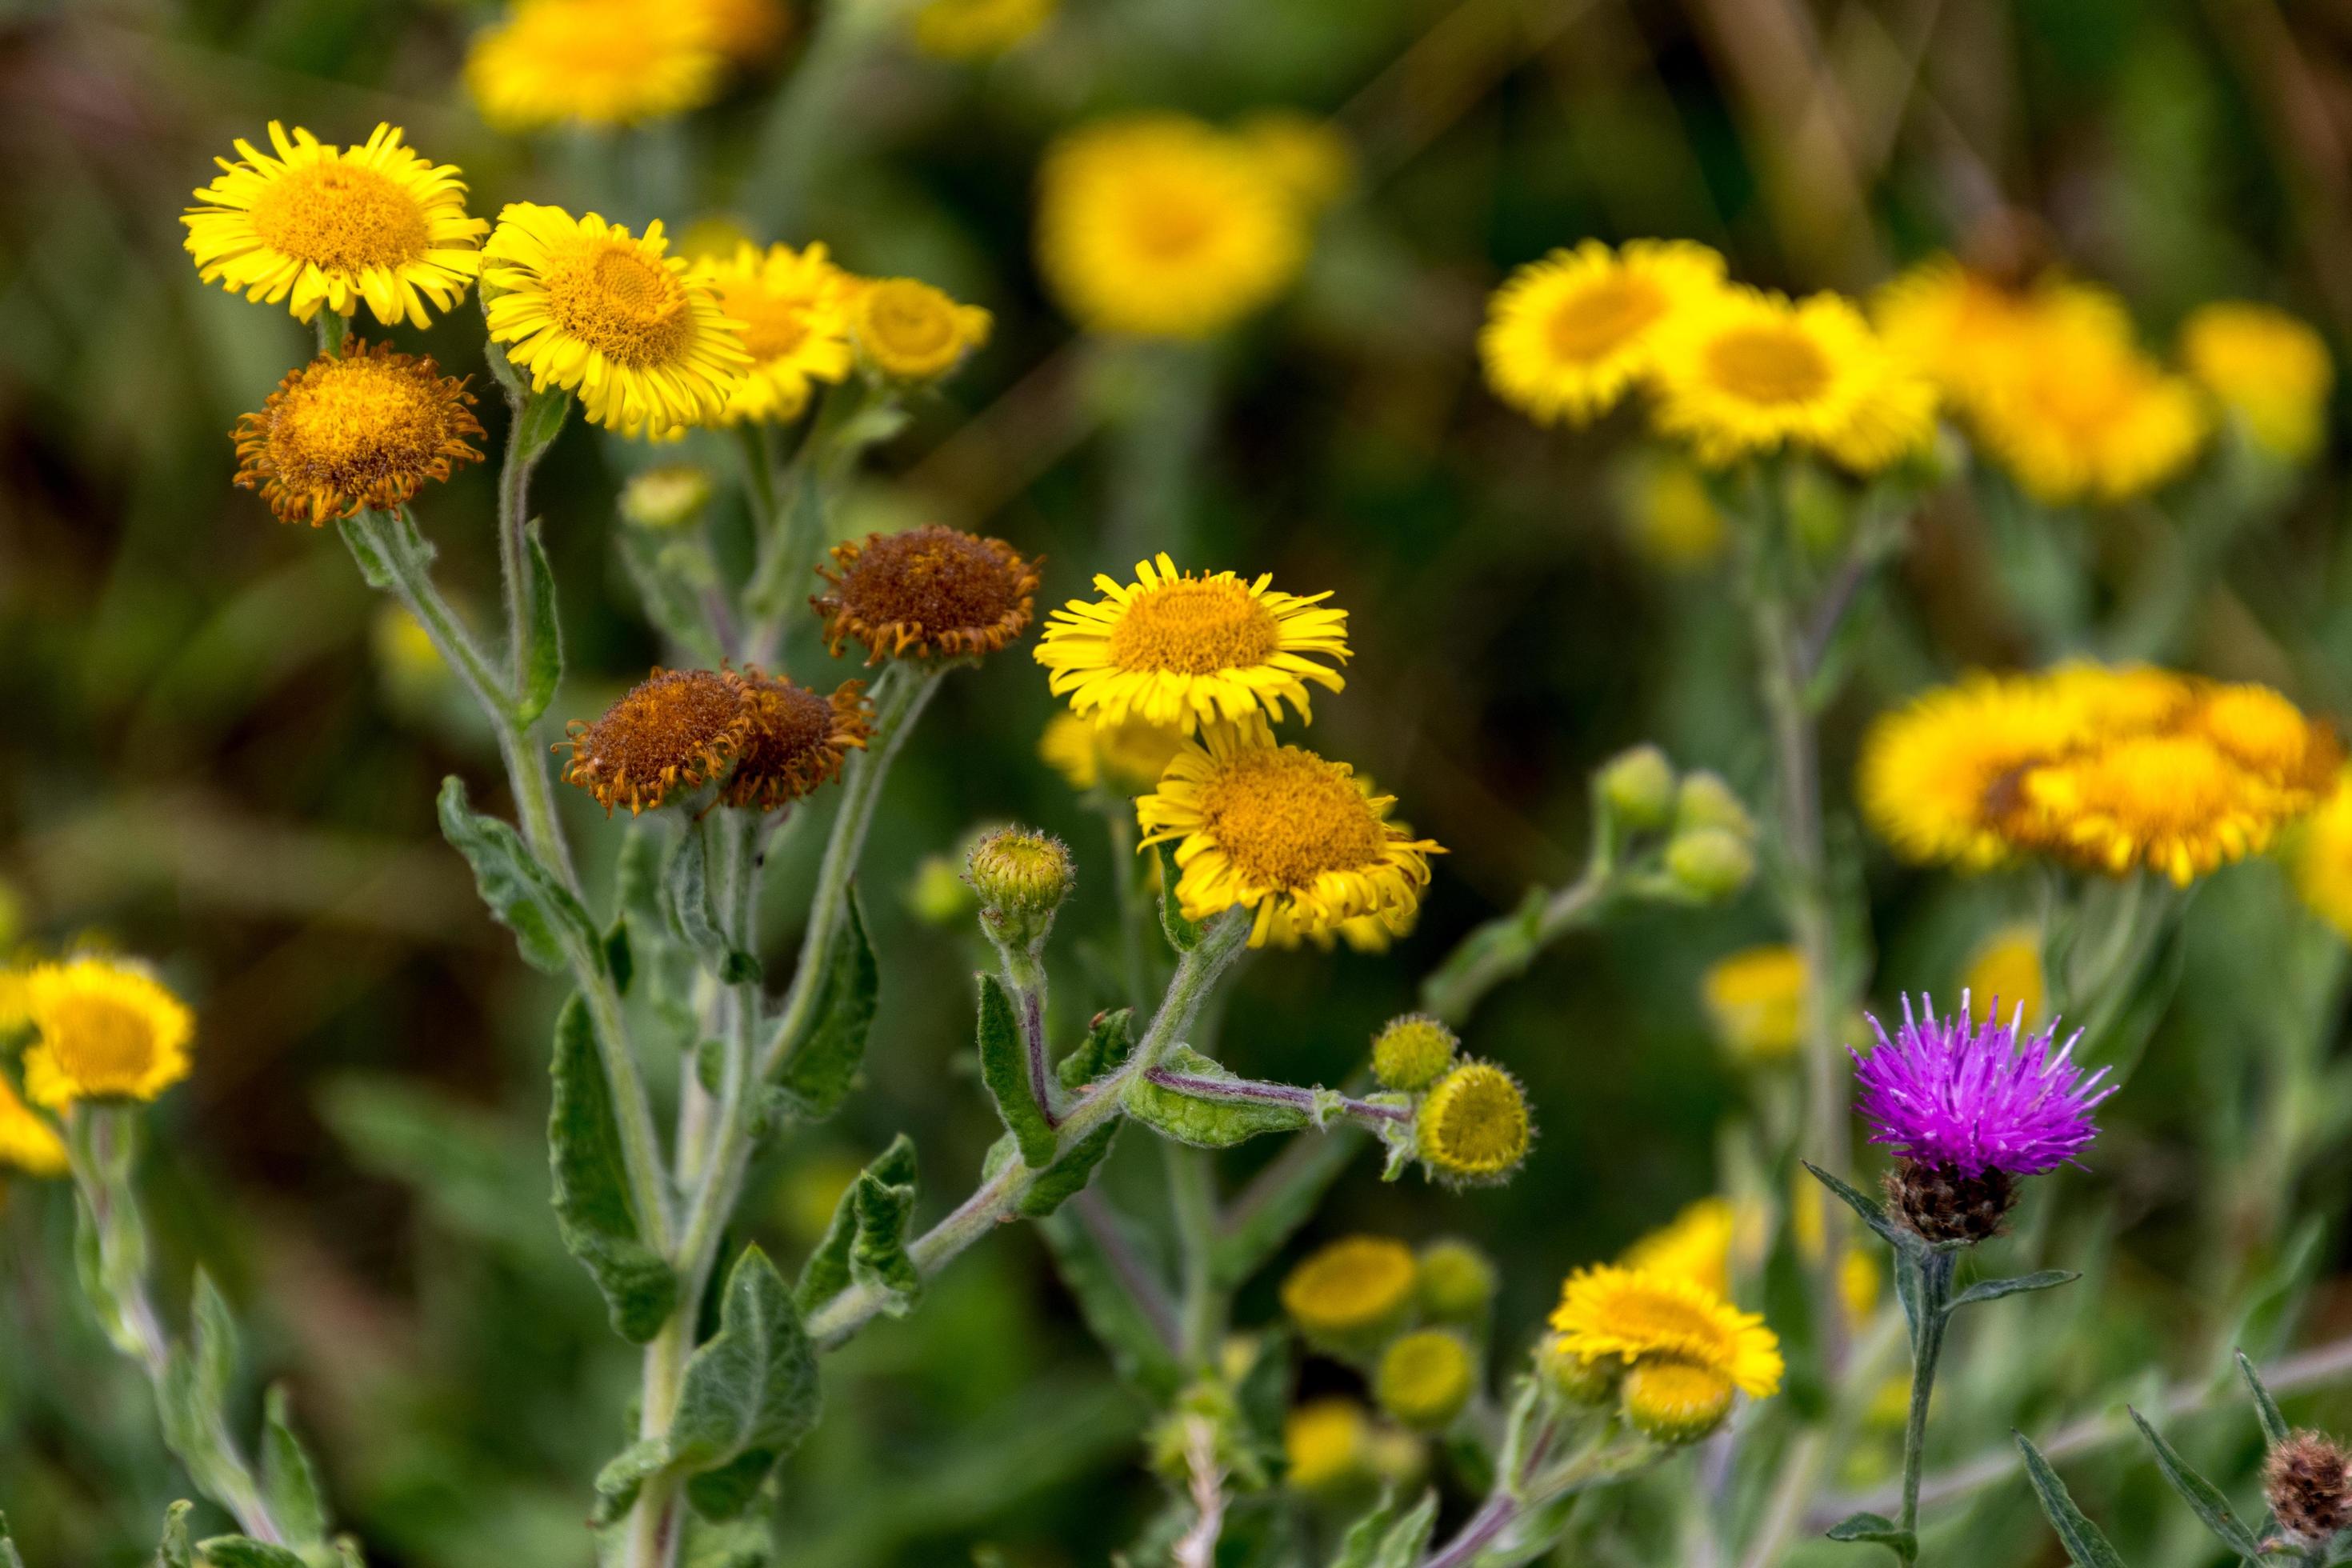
[1853,993,2113,1178]
[1881,1160,2018,1246]
[812,525,1038,664]
[2266,1431,2352,1546]
[1280,1235,1417,1346]
[233,339,485,526]
[1371,1014,1458,1092]
[560,668,751,815]
[1415,1061,1531,1185]
[22,958,197,1108]
[1374,1330,1476,1431]
[1622,1359,1735,1444]
[722,673,870,811]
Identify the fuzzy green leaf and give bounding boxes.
[1122,1048,1310,1148]
[1949,1270,2078,1312]
[771,890,878,1120]
[1802,1160,1912,1254]
[590,1438,666,1528]
[976,974,1058,1167]
[2237,1350,2290,1446]
[1826,1511,1915,1553]
[669,1247,821,1519]
[334,514,396,591]
[795,1135,917,1313]
[549,994,676,1342]
[154,1501,195,1568]
[1018,1121,1121,1218]
[1153,839,1202,953]
[664,826,758,983]
[1058,1008,1135,1090]
[2128,1407,2262,1554]
[194,1539,307,1568]
[259,1386,329,1547]
[190,1270,238,1415]
[438,776,598,974]
[514,521,563,725]
[1038,1205,1183,1399]
[2014,1434,2130,1568]
[511,385,571,463]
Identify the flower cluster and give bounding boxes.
[559,666,871,815]
[1546,1264,1785,1443]
[1859,662,2341,884]
[1280,1234,1496,1439]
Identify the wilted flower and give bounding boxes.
[560,668,750,815]
[232,340,484,526]
[812,525,1038,663]
[722,673,870,811]
[2266,1431,2352,1547]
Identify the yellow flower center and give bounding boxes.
[42,994,159,1088]
[248,162,431,273]
[1198,746,1384,888]
[721,279,816,362]
[2022,734,2242,831]
[1705,323,1832,406]
[1126,188,1219,259]
[541,238,694,368]
[1422,1064,1530,1174]
[858,280,961,367]
[1108,578,1282,674]
[1545,275,1666,362]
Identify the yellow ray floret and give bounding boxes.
[2291,772,2352,942]
[0,1077,66,1178]
[1479,239,1725,426]
[694,242,858,424]
[22,958,197,1108]
[482,205,750,436]
[2180,302,2334,463]
[1968,295,2208,506]
[1035,554,1350,732]
[1549,1264,1783,1398]
[1135,722,1442,947]
[183,122,486,328]
[466,0,726,131]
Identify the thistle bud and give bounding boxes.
[1597,745,1677,832]
[1881,1158,2017,1246]
[1674,771,1758,841]
[1374,1330,1476,1432]
[1622,1359,1734,1445]
[966,828,1074,950]
[1664,827,1756,902]
[2266,1431,2352,1546]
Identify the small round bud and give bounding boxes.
[1370,1014,1457,1092]
[966,828,1075,915]
[1598,745,1677,832]
[2266,1431,2352,1546]
[1374,1330,1476,1432]
[1882,1158,2017,1246]
[1414,1239,1497,1324]
[1622,1359,1735,1444]
[1665,827,1756,902]
[1536,1334,1617,1404]
[1282,1398,1369,1492]
[906,854,976,925]
[1416,1062,1532,1186]
[1674,771,1758,842]
[618,464,714,530]
[1281,1236,1418,1355]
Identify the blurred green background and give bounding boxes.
[9,0,2352,1562]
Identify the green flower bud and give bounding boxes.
[1370,1014,1457,1092]
[1536,1334,1617,1405]
[1597,745,1677,832]
[1374,1330,1476,1432]
[1622,1359,1734,1444]
[1664,827,1756,902]
[1674,771,1758,842]
[618,464,714,530]
[1414,1238,1497,1324]
[966,828,1074,949]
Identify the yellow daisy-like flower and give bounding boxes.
[1283,1398,1370,1490]
[1036,113,1310,340]
[1038,711,1186,795]
[2181,302,2333,463]
[1479,240,1726,426]
[695,242,857,424]
[1035,554,1350,733]
[1622,1198,1738,1302]
[1970,299,2208,505]
[1962,922,2046,1028]
[22,958,197,1108]
[911,0,1054,58]
[1281,1234,1418,1343]
[482,205,750,436]
[1134,722,1442,946]
[2290,773,2352,942]
[1870,258,2086,417]
[1549,1264,1783,1398]
[183,122,486,328]
[466,0,726,131]
[232,339,486,526]
[2006,727,2326,885]
[1648,286,1938,472]
[0,1077,66,1178]
[1415,1061,1531,1184]
[846,278,992,382]
[1699,946,1806,1063]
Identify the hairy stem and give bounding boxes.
[1419,868,1609,1026]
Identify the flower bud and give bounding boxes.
[1882,1158,2017,1246]
[1674,771,1758,841]
[1664,827,1756,902]
[2266,1431,2352,1546]
[966,828,1074,949]
[1374,1330,1476,1432]
[1414,1238,1497,1325]
[1622,1359,1734,1444]
[618,464,714,530]
[1598,745,1677,832]
[905,854,975,925]
[1415,1062,1532,1186]
[1282,1398,1370,1492]
[1370,1014,1457,1092]
[1536,1334,1617,1405]
[1281,1236,1418,1357]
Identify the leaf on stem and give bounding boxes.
[259,1386,330,1547]
[194,1541,307,1568]
[1329,1487,1440,1568]
[2237,1350,2291,1446]
[1058,1008,1136,1090]
[438,776,600,975]
[1037,1203,1184,1399]
[976,974,1058,1167]
[1153,840,1202,953]
[2014,1433,2132,1567]
[155,1501,195,1568]
[1948,1271,2079,1311]
[2128,1407,2263,1554]
[1122,1049,1311,1148]
[795,1135,918,1315]
[334,514,397,591]
[1802,1160,1914,1254]
[1015,1122,1122,1218]
[668,1246,822,1521]
[514,520,563,725]
[1826,1511,1916,1554]
[770,889,878,1121]
[548,994,678,1342]
[664,824,760,985]
[510,385,571,465]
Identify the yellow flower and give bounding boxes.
[183,122,486,328]
[0,1075,66,1178]
[1549,1265,1783,1398]
[1416,1062,1530,1184]
[1036,113,1310,339]
[695,242,858,423]
[232,339,486,526]
[1648,286,1938,472]
[1281,1235,1417,1344]
[22,958,196,1108]
[373,603,448,699]
[482,205,750,436]
[1700,946,1806,1063]
[1236,111,1356,213]
[2181,302,2333,462]
[466,0,726,131]
[1038,711,1186,795]
[1135,722,1442,947]
[1618,454,1727,571]
[1035,554,1350,733]
[1479,240,1726,426]
[846,278,992,382]
[1370,1014,1458,1093]
[1622,1198,1738,1301]
[813,525,1040,663]
[2292,773,2352,941]
[1622,1359,1734,1444]
[911,0,1054,58]
[1283,1398,1370,1490]
[1970,297,2208,505]
[1374,1330,1477,1431]
[1962,922,2046,1028]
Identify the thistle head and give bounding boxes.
[1851,992,2113,1179]
[2266,1430,2352,1548]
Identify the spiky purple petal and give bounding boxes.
[1850,992,2113,1176]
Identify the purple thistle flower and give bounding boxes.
[1850,992,2115,1177]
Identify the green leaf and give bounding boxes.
[2014,1434,2130,1568]
[669,1248,821,1520]
[194,1540,307,1568]
[665,825,758,984]
[190,1270,238,1415]
[1058,1008,1135,1090]
[154,1501,195,1568]
[1153,840,1202,953]
[1018,1121,1121,1218]
[511,385,571,463]
[1949,1270,2078,1311]
[1802,1161,1912,1254]
[1826,1512,1915,1554]
[2238,1350,2290,1446]
[794,1136,917,1313]
[549,994,676,1342]
[2127,1407,2262,1554]
[591,1438,667,1528]
[438,776,599,974]
[259,1386,329,1547]
[976,975,1058,1168]
[1122,1048,1310,1148]
[771,891,878,1121]
[1038,1205,1183,1399]
[1328,1488,1438,1568]
[846,1166,921,1318]
[335,514,397,590]
[514,521,562,724]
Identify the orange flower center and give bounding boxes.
[542,238,694,367]
[1108,578,1281,674]
[1197,746,1384,887]
[1546,275,1666,362]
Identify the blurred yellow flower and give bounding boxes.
[22,958,196,1108]
[1970,295,2207,505]
[911,0,1053,58]
[1870,259,2123,420]
[467,0,726,131]
[1962,922,2046,1028]
[1283,1398,1368,1490]
[1374,1330,1476,1430]
[1281,1235,1417,1342]
[1480,240,1724,426]
[233,340,486,526]
[372,603,448,691]
[1416,1062,1530,1184]
[1550,1265,1782,1398]
[483,205,750,436]
[1700,946,1806,1063]
[618,465,716,530]
[1618,454,1726,571]
[1236,111,1356,213]
[696,242,858,422]
[1037,114,1310,339]
[1038,711,1186,795]
[2290,773,2352,942]
[846,277,991,382]
[1648,286,1937,472]
[1622,1198,1737,1299]
[2181,302,2333,463]
[183,122,486,328]
[0,1078,65,1178]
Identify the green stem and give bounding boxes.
[1419,868,1610,1026]
[1166,1142,1222,1370]
[1896,1248,1958,1558]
